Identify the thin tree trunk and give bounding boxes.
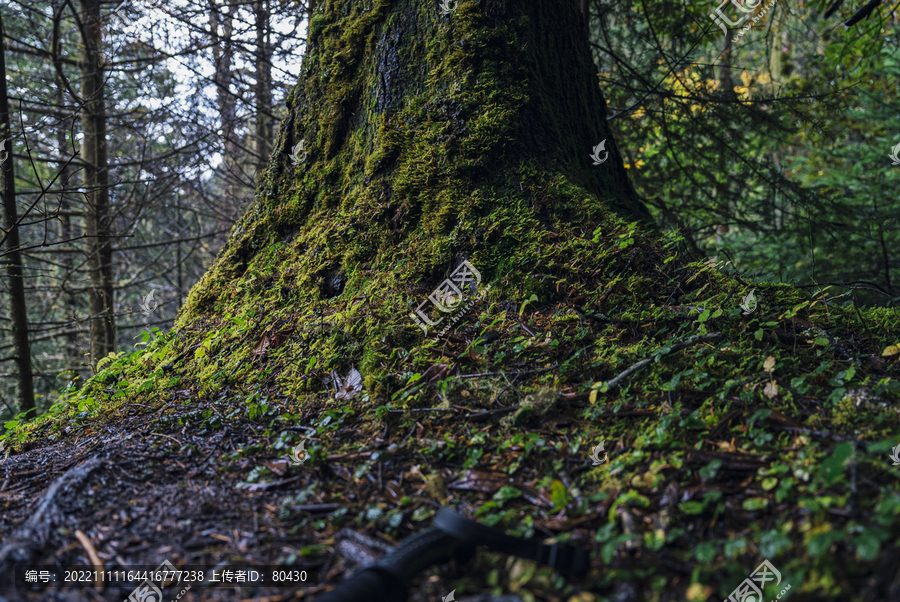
[56,72,79,372]
[0,10,35,415]
[254,0,273,175]
[80,0,115,365]
[208,0,240,222]
[208,0,237,160]
[717,28,736,97]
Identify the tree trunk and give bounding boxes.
[0,10,35,416]
[208,0,243,224]
[208,1,237,162]
[716,27,736,97]
[254,0,273,175]
[80,0,115,366]
[56,71,80,373]
[183,0,652,324]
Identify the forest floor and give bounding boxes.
[2,235,900,602]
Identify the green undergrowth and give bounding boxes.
[3,1,900,599]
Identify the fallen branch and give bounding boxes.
[456,363,560,379]
[74,530,104,591]
[465,406,519,422]
[236,475,303,492]
[0,456,102,573]
[772,426,870,448]
[845,0,883,26]
[606,332,722,391]
[796,280,893,300]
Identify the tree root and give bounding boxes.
[0,455,102,577]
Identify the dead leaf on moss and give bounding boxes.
[763,381,779,399]
[334,367,363,400]
[420,363,450,386]
[763,355,776,373]
[882,345,900,357]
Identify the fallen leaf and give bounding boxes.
[519,485,554,508]
[715,438,736,453]
[537,513,599,531]
[262,459,288,477]
[332,464,352,481]
[763,355,776,373]
[447,470,510,493]
[882,345,900,357]
[384,480,404,501]
[763,381,778,399]
[425,474,445,500]
[253,335,271,357]
[766,409,803,428]
[420,363,450,386]
[335,367,363,401]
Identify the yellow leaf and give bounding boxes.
[715,438,737,453]
[686,582,711,602]
[763,381,779,399]
[882,345,900,357]
[763,355,776,373]
[589,389,598,403]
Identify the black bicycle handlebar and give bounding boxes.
[314,508,590,602]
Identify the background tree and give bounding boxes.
[0,8,34,416]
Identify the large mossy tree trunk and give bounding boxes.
[182,0,653,351]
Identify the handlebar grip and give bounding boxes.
[314,527,466,602]
[313,567,406,602]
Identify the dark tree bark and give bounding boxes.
[80,0,115,365]
[56,70,80,372]
[0,10,35,415]
[184,0,653,320]
[254,0,273,175]
[208,0,237,162]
